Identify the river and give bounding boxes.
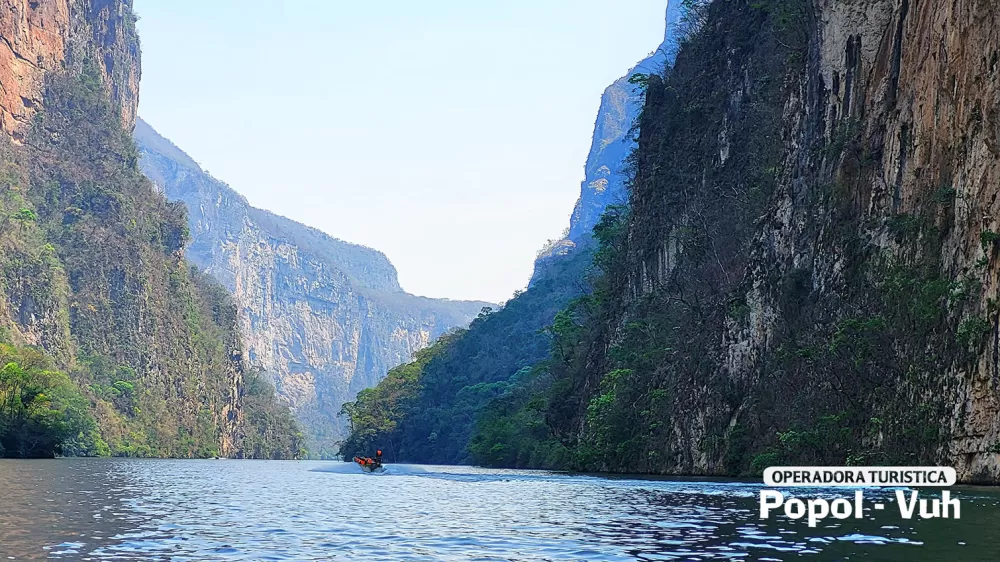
[0,459,997,560]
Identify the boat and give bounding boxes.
[353,456,385,473]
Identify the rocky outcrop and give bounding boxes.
[566,1,685,243]
[135,119,492,454]
[793,0,1000,482]
[0,0,68,138]
[0,0,139,140]
[532,1,685,278]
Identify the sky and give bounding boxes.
[133,0,669,303]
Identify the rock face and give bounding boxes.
[135,119,492,454]
[0,0,139,140]
[532,1,685,278]
[0,0,301,458]
[324,0,1000,482]
[594,0,1000,481]
[791,0,1000,482]
[566,1,685,244]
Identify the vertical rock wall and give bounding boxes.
[0,0,139,140]
[618,0,1000,481]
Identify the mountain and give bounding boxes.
[346,0,1000,484]
[341,1,688,465]
[0,0,300,458]
[565,0,685,244]
[473,0,1000,483]
[134,120,492,456]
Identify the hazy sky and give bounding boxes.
[133,1,668,303]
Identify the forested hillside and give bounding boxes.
[0,0,301,458]
[339,249,590,463]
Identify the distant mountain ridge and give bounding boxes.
[135,119,492,455]
[135,120,401,294]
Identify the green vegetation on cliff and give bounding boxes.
[0,343,100,458]
[0,64,301,458]
[345,0,992,477]
[471,0,813,473]
[472,0,984,474]
[338,249,591,463]
[242,367,307,460]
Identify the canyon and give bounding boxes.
[345,0,1000,483]
[135,120,490,455]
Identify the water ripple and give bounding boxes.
[0,460,996,560]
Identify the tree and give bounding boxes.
[0,344,98,458]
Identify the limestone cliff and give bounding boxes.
[0,0,139,140]
[135,119,491,455]
[765,0,1000,482]
[447,0,1000,483]
[0,0,299,459]
[547,0,1000,481]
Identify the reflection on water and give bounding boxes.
[0,460,997,561]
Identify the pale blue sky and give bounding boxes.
[133,1,668,303]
